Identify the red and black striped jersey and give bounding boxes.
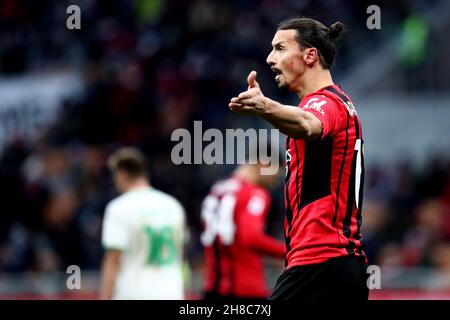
[284,84,366,268]
[201,176,285,298]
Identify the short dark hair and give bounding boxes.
[108,147,148,179]
[277,17,345,69]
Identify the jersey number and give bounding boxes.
[200,194,237,246]
[144,226,177,266]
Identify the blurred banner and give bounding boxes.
[0,72,83,151]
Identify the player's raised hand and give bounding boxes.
[229,71,267,115]
[247,70,260,89]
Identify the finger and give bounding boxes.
[247,70,259,89]
[229,103,254,112]
[229,102,243,108]
[230,106,254,114]
[237,88,258,100]
[229,102,248,111]
[235,98,255,106]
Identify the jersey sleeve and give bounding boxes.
[301,94,343,139]
[101,202,130,251]
[238,189,285,257]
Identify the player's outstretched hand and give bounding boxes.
[229,71,268,115]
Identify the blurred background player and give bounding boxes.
[99,147,186,300]
[201,154,285,300]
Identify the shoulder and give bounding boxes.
[152,189,185,213]
[212,177,241,195]
[244,184,270,204]
[243,185,270,216]
[105,193,128,214]
[313,87,358,116]
[300,93,339,112]
[300,90,351,124]
[105,189,146,215]
[103,196,129,227]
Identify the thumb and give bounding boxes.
[247,71,259,89]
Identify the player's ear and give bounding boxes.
[303,47,318,66]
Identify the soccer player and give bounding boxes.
[229,17,368,301]
[99,147,186,299]
[201,161,285,300]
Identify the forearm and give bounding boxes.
[245,232,285,257]
[99,259,119,300]
[261,98,317,140]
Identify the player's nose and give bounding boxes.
[266,50,275,65]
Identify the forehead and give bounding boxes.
[271,29,298,46]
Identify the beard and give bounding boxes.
[275,76,289,90]
[277,80,288,89]
[276,73,298,93]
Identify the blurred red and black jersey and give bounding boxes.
[201,176,285,298]
[284,84,367,268]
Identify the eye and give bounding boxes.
[274,45,284,51]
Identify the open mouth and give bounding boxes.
[271,67,282,80]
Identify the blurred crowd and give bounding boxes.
[363,156,450,286]
[0,0,449,289]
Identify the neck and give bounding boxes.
[234,165,259,185]
[124,179,150,192]
[296,67,334,99]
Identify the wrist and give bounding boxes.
[261,98,277,117]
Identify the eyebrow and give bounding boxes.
[272,41,285,48]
